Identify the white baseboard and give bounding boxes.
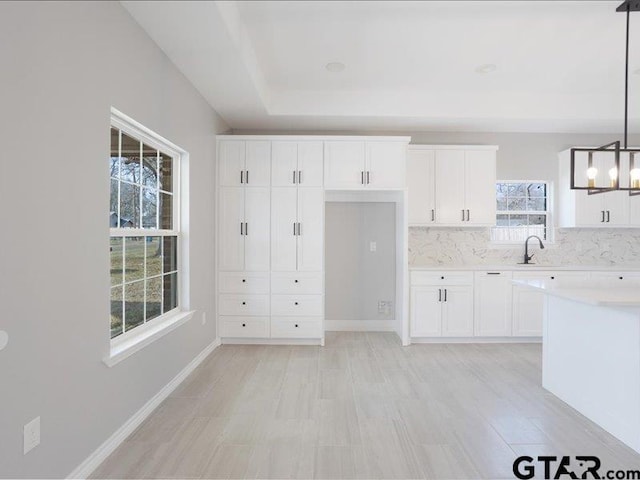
[325,319,396,332]
[67,337,221,479]
[409,336,542,344]
[221,337,322,346]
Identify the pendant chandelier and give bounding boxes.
[570,0,640,195]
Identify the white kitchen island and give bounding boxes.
[515,279,640,453]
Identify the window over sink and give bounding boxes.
[491,181,551,243]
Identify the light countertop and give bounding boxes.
[410,265,640,272]
[512,279,640,307]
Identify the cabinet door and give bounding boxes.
[297,188,324,271]
[271,188,298,271]
[512,286,544,336]
[218,187,244,271]
[244,188,270,271]
[410,286,442,337]
[324,141,366,189]
[434,150,466,224]
[298,142,324,187]
[219,141,245,186]
[575,190,605,226]
[474,272,512,337]
[365,142,406,188]
[272,142,298,187]
[245,141,271,186]
[464,150,496,225]
[441,286,473,336]
[407,149,436,225]
[604,191,629,226]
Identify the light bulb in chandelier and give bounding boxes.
[631,168,640,189]
[587,167,598,188]
[609,167,619,187]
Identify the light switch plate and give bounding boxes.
[369,241,377,252]
[24,416,40,455]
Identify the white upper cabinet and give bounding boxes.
[271,187,324,272]
[408,146,498,227]
[434,150,466,224]
[219,140,271,186]
[272,141,323,187]
[271,142,298,187]
[219,141,246,187]
[365,142,407,188]
[558,148,632,227]
[218,187,245,271]
[324,140,408,189]
[298,142,324,187]
[243,188,271,271]
[271,188,298,271]
[407,149,436,225]
[297,188,324,271]
[464,150,497,225]
[324,141,366,189]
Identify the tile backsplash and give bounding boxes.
[409,227,640,267]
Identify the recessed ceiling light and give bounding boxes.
[475,64,497,74]
[325,62,346,73]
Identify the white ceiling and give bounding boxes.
[121,1,640,133]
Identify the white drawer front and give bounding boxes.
[411,271,473,286]
[271,295,323,316]
[271,272,323,294]
[219,317,269,338]
[219,294,270,316]
[219,272,270,294]
[271,317,322,338]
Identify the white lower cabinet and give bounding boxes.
[474,271,513,337]
[219,317,270,338]
[410,272,474,337]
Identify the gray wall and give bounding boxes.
[325,202,396,321]
[0,2,228,477]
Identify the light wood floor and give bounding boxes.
[92,332,640,479]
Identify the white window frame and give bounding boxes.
[490,180,554,246]
[106,108,192,367]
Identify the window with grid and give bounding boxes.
[491,182,550,243]
[109,119,179,340]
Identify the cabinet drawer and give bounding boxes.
[411,271,473,286]
[219,272,270,294]
[512,271,587,284]
[219,294,270,316]
[271,295,323,316]
[271,272,323,294]
[219,316,269,338]
[271,317,322,338]
[590,272,640,285]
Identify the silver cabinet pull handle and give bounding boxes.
[297,222,301,235]
[293,171,297,184]
[431,209,435,222]
[241,222,244,235]
[240,170,244,184]
[438,288,442,302]
[444,288,447,302]
[361,171,364,185]
[367,171,370,184]
[246,170,249,184]
[466,209,470,221]
[244,222,248,235]
[607,210,611,222]
[601,210,605,222]
[298,170,302,184]
[462,209,465,221]
[293,222,297,236]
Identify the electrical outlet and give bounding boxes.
[378,301,393,314]
[369,241,377,252]
[23,417,40,455]
[201,312,207,325]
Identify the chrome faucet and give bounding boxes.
[523,235,545,264]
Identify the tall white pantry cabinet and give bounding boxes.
[216,136,410,344]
